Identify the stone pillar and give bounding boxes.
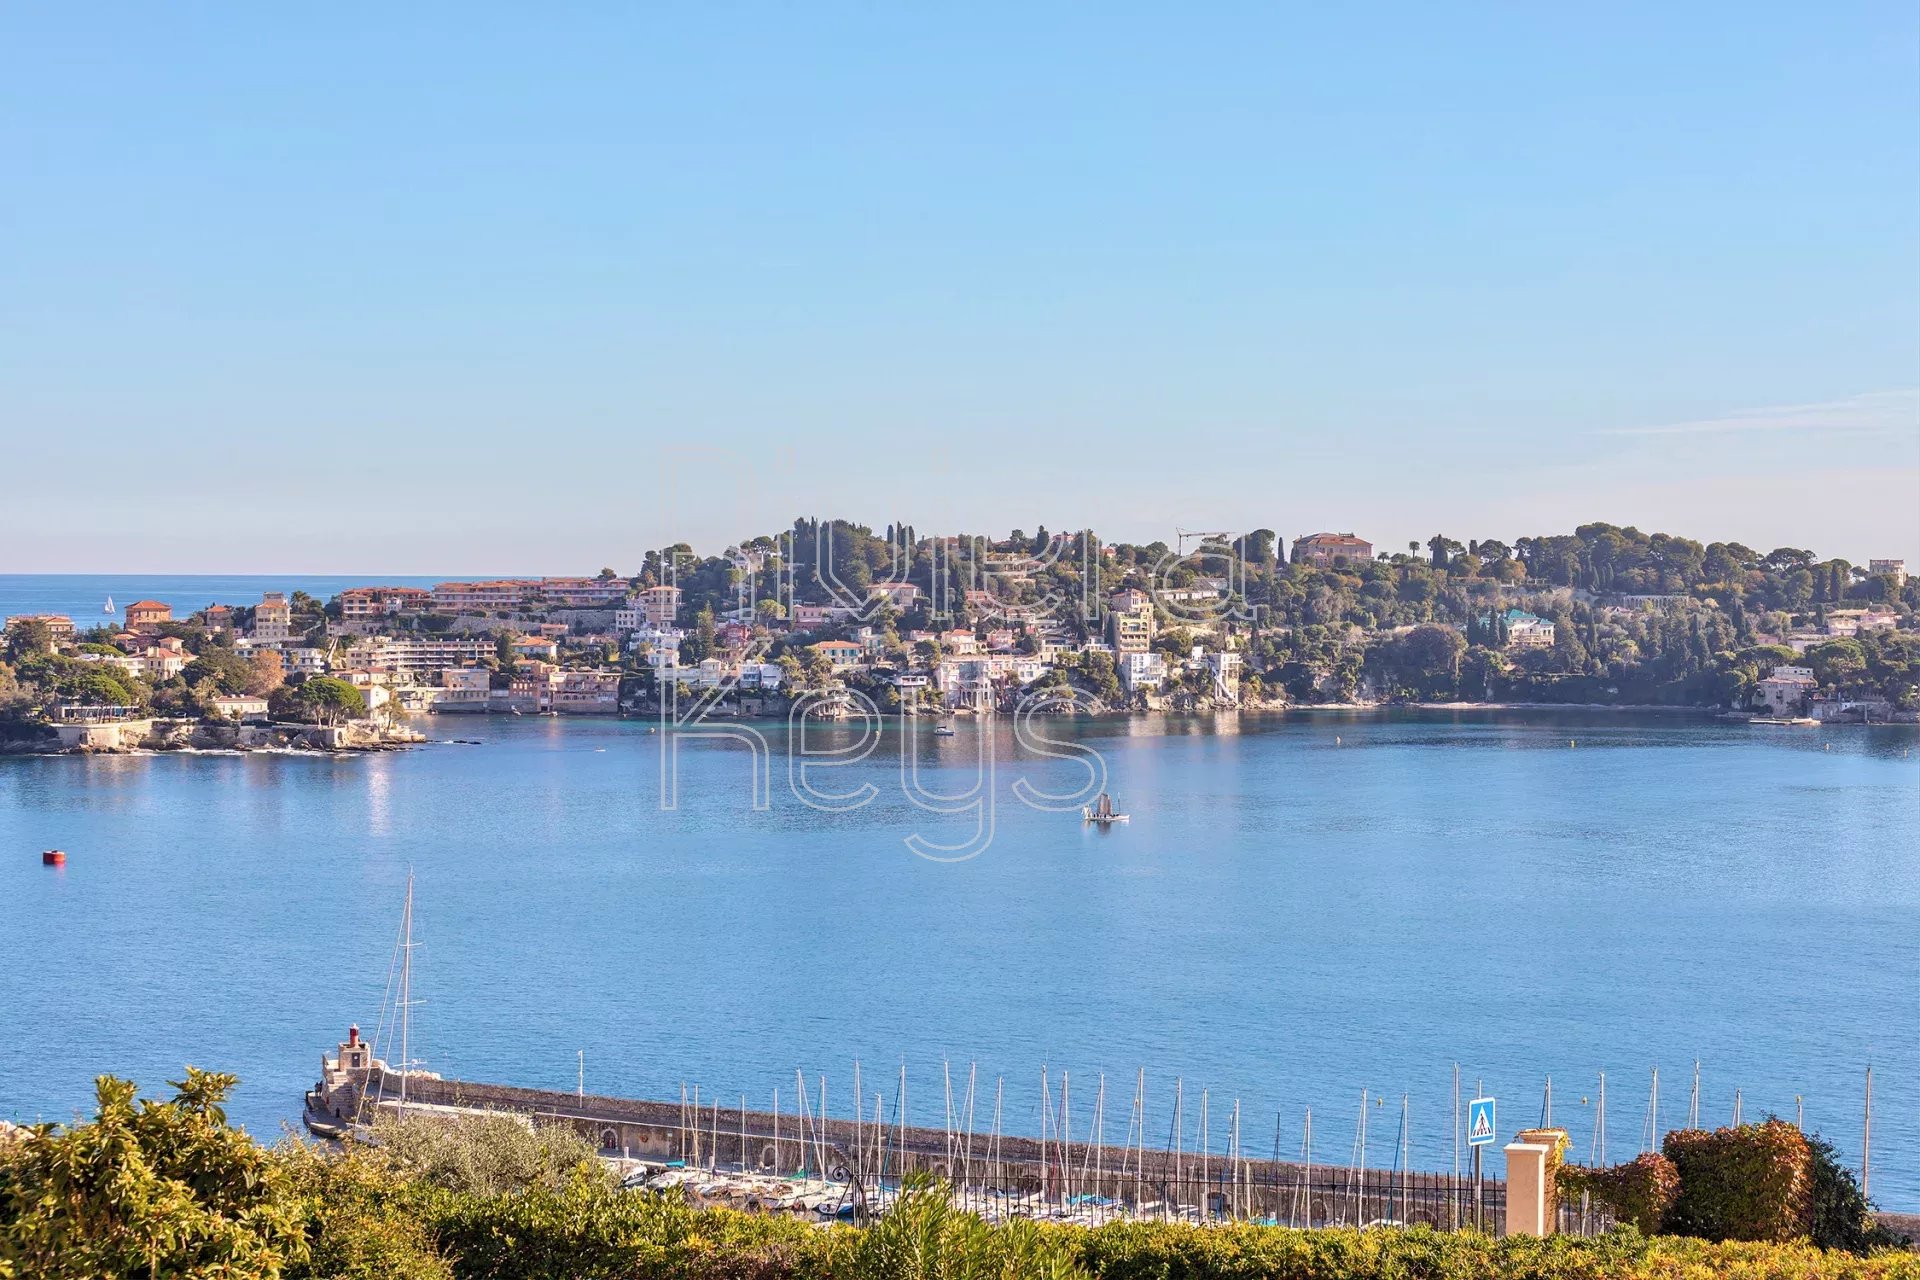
[1504,1140,1552,1236]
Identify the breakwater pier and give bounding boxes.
[308,1028,1581,1233]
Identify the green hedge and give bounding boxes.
[1663,1120,1812,1241]
[1559,1152,1681,1235]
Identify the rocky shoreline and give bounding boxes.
[0,717,424,756]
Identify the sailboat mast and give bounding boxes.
[398,872,414,1115]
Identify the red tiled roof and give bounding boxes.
[126,600,170,611]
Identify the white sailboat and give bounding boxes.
[103,594,115,615]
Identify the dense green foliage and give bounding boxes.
[0,1071,305,1280]
[1559,1152,1681,1236]
[1662,1120,1814,1242]
[3,1077,1914,1279]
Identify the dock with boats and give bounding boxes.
[306,1032,1546,1231]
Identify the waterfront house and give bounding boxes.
[1755,665,1817,715]
[209,694,270,721]
[811,639,865,671]
[1120,651,1167,692]
[1290,532,1373,568]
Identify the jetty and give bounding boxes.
[306,1031,1576,1232]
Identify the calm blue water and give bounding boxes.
[0,574,444,626]
[2,704,1917,1205]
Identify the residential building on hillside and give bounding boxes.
[341,635,495,675]
[1110,600,1154,655]
[125,600,172,633]
[1868,559,1907,587]
[340,586,433,619]
[4,614,76,642]
[638,585,682,628]
[253,592,292,642]
[792,601,855,630]
[283,647,331,677]
[1290,533,1373,568]
[867,581,921,609]
[431,580,532,613]
[1824,609,1900,638]
[529,577,629,607]
[811,639,865,670]
[1503,609,1556,649]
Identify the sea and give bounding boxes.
[2,575,1917,1205]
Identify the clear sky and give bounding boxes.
[2,4,1916,573]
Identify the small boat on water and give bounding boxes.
[1082,793,1128,825]
[933,720,957,737]
[42,849,66,866]
[103,595,115,615]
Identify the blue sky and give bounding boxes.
[2,4,1915,572]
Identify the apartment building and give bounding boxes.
[340,586,434,619]
[253,592,293,642]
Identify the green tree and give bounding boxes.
[0,1070,305,1279]
[272,677,367,725]
[2,619,53,662]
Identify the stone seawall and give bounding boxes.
[321,1067,1485,1217]
[2,718,420,755]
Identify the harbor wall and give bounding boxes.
[320,1067,1499,1224]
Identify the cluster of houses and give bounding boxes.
[4,549,1910,722]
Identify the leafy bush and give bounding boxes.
[1663,1119,1813,1242]
[0,1070,306,1280]
[1559,1152,1681,1235]
[1804,1131,1911,1255]
[365,1111,606,1198]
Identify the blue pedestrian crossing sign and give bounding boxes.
[1467,1097,1497,1147]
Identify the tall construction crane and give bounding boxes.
[1175,527,1235,554]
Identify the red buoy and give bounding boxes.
[42,850,65,866]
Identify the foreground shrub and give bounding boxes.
[833,1173,1085,1279]
[0,1070,306,1280]
[1560,1152,1681,1235]
[278,1142,452,1280]
[1663,1119,1813,1242]
[365,1110,608,1198]
[1804,1131,1912,1255]
[1073,1220,1919,1280]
